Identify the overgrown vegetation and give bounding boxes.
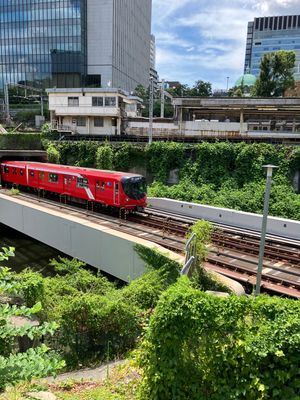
[0,133,42,150]
[0,248,64,390]
[3,247,181,370]
[138,277,300,399]
[44,141,300,220]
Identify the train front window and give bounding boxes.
[121,176,146,200]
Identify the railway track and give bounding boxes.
[4,189,300,298]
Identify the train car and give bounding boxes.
[0,161,147,211]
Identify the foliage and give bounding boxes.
[114,143,145,172]
[138,278,300,400]
[14,110,36,125]
[166,80,212,97]
[188,220,213,262]
[56,292,140,365]
[253,50,296,97]
[44,141,300,219]
[96,144,114,170]
[145,142,185,182]
[9,188,19,196]
[122,246,180,310]
[46,143,60,164]
[0,248,64,390]
[49,256,86,276]
[189,80,212,97]
[0,133,42,150]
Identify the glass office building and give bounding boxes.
[0,0,152,92]
[0,0,90,90]
[244,15,300,80]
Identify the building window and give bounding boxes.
[77,178,88,188]
[49,173,58,183]
[92,97,104,107]
[105,97,116,107]
[68,97,79,106]
[94,117,104,127]
[77,117,86,127]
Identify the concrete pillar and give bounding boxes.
[240,109,244,133]
[117,118,121,135]
[87,116,91,135]
[293,118,296,133]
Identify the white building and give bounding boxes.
[47,88,142,136]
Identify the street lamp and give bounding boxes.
[255,164,278,296]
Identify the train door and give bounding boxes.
[114,182,120,205]
[63,175,72,194]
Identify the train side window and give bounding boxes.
[77,177,88,188]
[115,183,119,192]
[39,171,45,180]
[20,170,24,176]
[30,170,34,177]
[96,181,100,190]
[4,166,9,174]
[49,173,58,183]
[12,168,17,175]
[101,182,105,191]
[64,176,71,185]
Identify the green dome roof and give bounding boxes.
[235,74,257,87]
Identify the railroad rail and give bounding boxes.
[2,189,300,298]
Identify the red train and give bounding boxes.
[0,161,147,211]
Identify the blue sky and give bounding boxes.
[152,0,300,91]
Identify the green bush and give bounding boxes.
[96,143,113,169]
[46,142,60,164]
[138,278,300,400]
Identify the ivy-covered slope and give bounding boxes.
[44,141,300,220]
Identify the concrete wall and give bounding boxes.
[149,198,300,240]
[61,116,116,135]
[183,121,247,134]
[0,193,182,282]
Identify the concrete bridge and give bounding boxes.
[0,192,183,282]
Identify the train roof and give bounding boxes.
[2,161,143,179]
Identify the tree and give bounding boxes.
[167,84,191,97]
[253,50,296,97]
[190,80,212,97]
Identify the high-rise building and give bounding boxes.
[150,34,156,70]
[244,15,300,80]
[0,0,152,92]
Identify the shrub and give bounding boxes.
[138,278,300,400]
[96,144,113,170]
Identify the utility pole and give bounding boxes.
[40,95,44,117]
[160,79,165,118]
[149,77,154,144]
[255,164,278,296]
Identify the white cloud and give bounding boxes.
[152,0,300,89]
